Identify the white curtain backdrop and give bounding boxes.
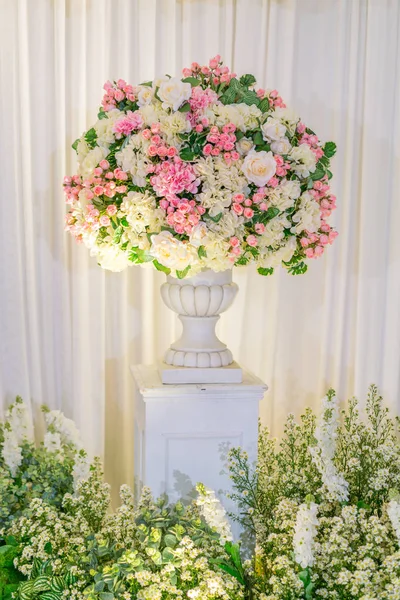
[1,0,399,501]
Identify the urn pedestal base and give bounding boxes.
[159,360,243,384]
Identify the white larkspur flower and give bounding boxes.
[195,483,233,544]
[44,410,82,450]
[72,452,91,494]
[43,431,62,454]
[293,502,319,568]
[5,398,34,442]
[387,499,400,546]
[309,393,349,502]
[2,429,23,476]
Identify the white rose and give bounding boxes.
[150,230,194,270]
[189,223,209,248]
[261,117,286,142]
[241,150,276,187]
[270,138,292,155]
[137,86,154,107]
[78,145,108,178]
[236,137,255,156]
[158,78,192,111]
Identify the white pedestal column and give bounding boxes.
[131,364,267,506]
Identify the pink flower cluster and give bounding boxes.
[150,158,200,201]
[165,199,204,235]
[203,124,240,164]
[256,88,286,109]
[102,79,136,112]
[64,160,129,205]
[298,127,324,161]
[182,55,236,88]
[299,179,338,258]
[113,110,144,139]
[143,125,177,161]
[188,86,219,125]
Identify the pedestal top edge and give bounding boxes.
[131,363,268,397]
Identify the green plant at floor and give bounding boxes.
[0,542,24,600]
[227,385,400,599]
[11,467,244,600]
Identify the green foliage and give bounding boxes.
[152,259,171,275]
[219,77,260,107]
[176,265,191,279]
[257,267,274,276]
[181,77,201,87]
[198,246,207,259]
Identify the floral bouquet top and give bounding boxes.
[64,56,338,278]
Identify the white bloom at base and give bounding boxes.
[258,236,297,269]
[120,191,164,237]
[241,150,277,187]
[158,77,192,111]
[388,499,400,546]
[309,393,349,502]
[43,431,62,454]
[258,214,291,248]
[212,103,262,132]
[44,410,83,450]
[2,429,23,476]
[293,502,319,568]
[288,143,317,178]
[196,483,233,544]
[90,244,131,272]
[291,191,321,234]
[77,145,109,178]
[72,452,91,494]
[270,137,292,155]
[261,117,286,142]
[150,230,195,271]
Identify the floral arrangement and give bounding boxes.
[0,398,245,600]
[64,56,337,278]
[227,385,400,599]
[0,398,90,599]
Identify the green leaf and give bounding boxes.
[40,593,62,600]
[229,78,242,91]
[240,74,257,87]
[311,165,325,181]
[99,594,115,600]
[305,582,314,599]
[97,108,108,120]
[162,547,175,562]
[235,130,245,141]
[205,212,223,223]
[217,562,245,585]
[120,217,129,227]
[50,577,67,593]
[85,127,97,145]
[255,143,271,152]
[220,86,237,105]
[327,169,333,180]
[71,138,79,151]
[164,534,177,548]
[299,569,310,585]
[241,90,260,106]
[44,542,53,555]
[323,141,337,158]
[259,97,270,112]
[288,261,308,275]
[198,245,207,259]
[257,267,274,276]
[235,254,250,266]
[33,576,51,592]
[257,206,280,223]
[5,536,17,547]
[179,147,195,161]
[176,265,191,279]
[94,581,105,592]
[253,131,264,146]
[182,77,201,87]
[153,260,171,275]
[139,81,153,87]
[178,102,191,113]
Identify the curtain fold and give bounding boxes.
[1,0,399,502]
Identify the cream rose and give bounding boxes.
[270,138,292,155]
[261,117,286,142]
[137,86,154,107]
[189,223,209,248]
[150,230,194,270]
[236,137,255,156]
[158,78,192,111]
[241,150,277,187]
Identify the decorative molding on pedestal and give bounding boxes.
[131,364,267,511]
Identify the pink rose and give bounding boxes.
[100,215,110,227]
[255,223,265,234]
[243,208,254,219]
[106,205,117,216]
[232,203,244,215]
[246,235,258,247]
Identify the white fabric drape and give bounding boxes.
[1,0,399,502]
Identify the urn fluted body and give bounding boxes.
[160,269,238,368]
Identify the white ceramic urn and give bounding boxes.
[160,269,238,369]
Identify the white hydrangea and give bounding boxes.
[288,144,317,178]
[258,214,291,248]
[258,236,297,269]
[120,191,164,238]
[116,133,152,187]
[387,499,400,546]
[293,502,319,568]
[89,243,131,272]
[195,155,248,217]
[195,483,233,544]
[291,191,321,234]
[94,108,121,146]
[159,111,192,145]
[309,393,349,502]
[77,145,109,178]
